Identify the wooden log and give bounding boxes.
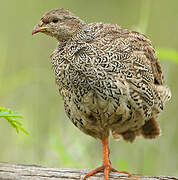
[0,162,177,180]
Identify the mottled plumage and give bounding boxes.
[32,8,171,179]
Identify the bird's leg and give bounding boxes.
[102,137,110,179]
[83,137,130,180]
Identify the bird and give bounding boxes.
[32,8,171,180]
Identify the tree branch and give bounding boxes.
[0,162,177,180]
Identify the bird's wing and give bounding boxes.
[120,30,164,85]
[113,29,170,112]
[89,23,164,86]
[90,23,168,112]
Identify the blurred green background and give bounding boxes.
[0,0,178,177]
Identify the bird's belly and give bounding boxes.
[65,90,145,139]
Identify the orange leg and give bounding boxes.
[83,137,130,180]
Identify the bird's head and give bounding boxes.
[32,8,86,41]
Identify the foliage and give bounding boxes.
[0,106,28,135]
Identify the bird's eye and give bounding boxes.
[52,18,59,23]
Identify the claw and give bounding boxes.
[83,164,130,180]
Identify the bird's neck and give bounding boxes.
[57,24,94,44]
[72,25,95,42]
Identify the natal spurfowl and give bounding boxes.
[32,8,171,180]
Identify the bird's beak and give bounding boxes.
[32,22,48,35]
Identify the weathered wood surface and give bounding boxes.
[0,162,177,180]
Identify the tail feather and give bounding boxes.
[112,129,141,143]
[141,117,161,139]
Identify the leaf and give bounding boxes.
[0,111,22,118]
[0,106,29,135]
[157,49,178,64]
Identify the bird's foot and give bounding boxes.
[83,163,130,180]
[83,137,130,180]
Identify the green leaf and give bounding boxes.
[0,111,22,118]
[157,49,178,64]
[0,106,29,135]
